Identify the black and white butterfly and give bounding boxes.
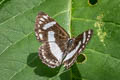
[35,12,93,69]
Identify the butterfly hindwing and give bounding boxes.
[39,42,60,68]
[39,41,68,68]
[63,30,93,69]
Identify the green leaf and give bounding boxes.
[0,0,120,80]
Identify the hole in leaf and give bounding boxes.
[88,0,98,5]
[77,54,86,63]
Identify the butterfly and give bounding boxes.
[35,12,93,69]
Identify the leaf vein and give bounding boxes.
[72,17,120,27]
[9,55,38,80]
[0,0,45,26]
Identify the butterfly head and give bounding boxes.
[67,38,76,51]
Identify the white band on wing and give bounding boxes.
[48,31,55,41]
[82,32,86,44]
[63,41,81,61]
[48,31,63,62]
[43,21,56,30]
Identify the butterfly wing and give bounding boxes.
[63,29,93,69]
[35,11,70,42]
[35,12,70,68]
[39,42,63,68]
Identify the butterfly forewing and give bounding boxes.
[35,12,70,42]
[63,30,93,69]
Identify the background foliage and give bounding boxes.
[0,0,120,80]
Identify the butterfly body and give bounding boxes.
[35,12,93,69]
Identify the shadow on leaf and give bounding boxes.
[71,63,82,80]
[59,70,72,80]
[27,53,60,77]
